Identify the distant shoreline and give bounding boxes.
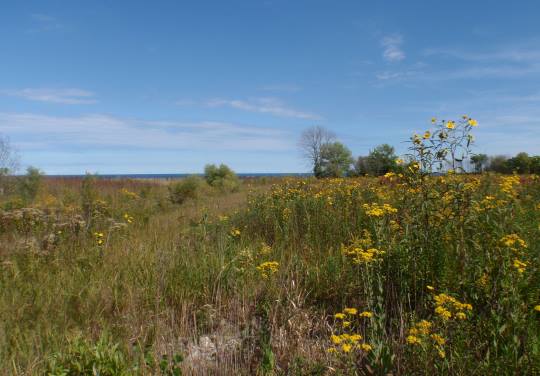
[43,173,312,180]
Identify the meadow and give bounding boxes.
[0,117,539,375]
[1,169,539,375]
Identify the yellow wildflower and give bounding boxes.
[438,349,446,359]
[360,343,372,352]
[343,307,357,315]
[406,335,421,345]
[431,334,446,346]
[331,335,342,345]
[256,261,279,278]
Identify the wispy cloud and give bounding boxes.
[381,34,405,62]
[2,88,97,104]
[259,84,302,93]
[0,112,292,152]
[424,43,540,63]
[418,40,540,80]
[28,13,62,32]
[205,97,322,120]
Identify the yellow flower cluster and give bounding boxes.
[328,308,374,354]
[256,261,279,279]
[123,213,134,224]
[363,203,398,217]
[406,320,446,358]
[94,232,104,246]
[500,234,527,250]
[433,293,472,321]
[500,234,528,274]
[500,175,520,197]
[341,232,385,264]
[230,228,241,237]
[329,333,372,353]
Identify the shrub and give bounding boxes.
[204,164,240,192]
[168,175,204,204]
[18,166,43,203]
[47,333,131,376]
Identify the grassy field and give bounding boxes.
[1,172,539,375]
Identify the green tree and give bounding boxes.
[365,144,398,175]
[319,142,353,177]
[506,152,531,173]
[529,155,540,174]
[487,155,510,173]
[354,156,369,176]
[471,153,488,173]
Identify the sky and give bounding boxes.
[1,1,540,174]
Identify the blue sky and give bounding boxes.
[1,1,540,174]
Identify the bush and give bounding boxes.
[18,166,43,203]
[204,164,240,192]
[168,175,204,204]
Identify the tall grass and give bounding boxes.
[0,172,539,374]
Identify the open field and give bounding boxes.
[1,173,539,375]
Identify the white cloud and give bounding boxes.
[381,34,405,62]
[3,88,97,104]
[0,112,292,152]
[205,97,321,120]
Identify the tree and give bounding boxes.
[354,144,398,176]
[298,126,336,178]
[530,156,540,174]
[0,135,19,195]
[319,142,353,178]
[365,144,398,175]
[354,156,369,176]
[487,155,510,173]
[506,152,531,174]
[470,153,488,173]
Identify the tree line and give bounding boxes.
[299,126,540,177]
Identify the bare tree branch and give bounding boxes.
[298,126,335,176]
